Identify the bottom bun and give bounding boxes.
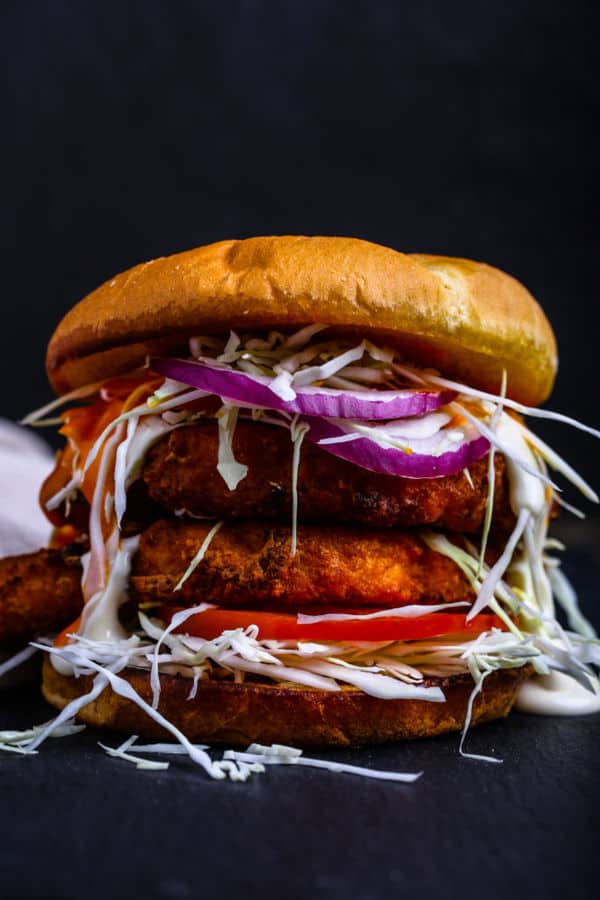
[42,658,531,748]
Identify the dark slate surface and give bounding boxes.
[1,687,599,900]
[1,525,599,900]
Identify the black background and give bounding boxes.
[1,0,599,490]
[1,3,599,899]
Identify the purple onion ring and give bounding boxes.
[303,417,490,479]
[152,357,456,421]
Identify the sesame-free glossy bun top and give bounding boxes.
[46,236,557,405]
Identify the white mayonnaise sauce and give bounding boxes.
[495,413,599,714]
[495,413,554,616]
[51,535,140,675]
[48,654,76,676]
[495,414,546,517]
[516,672,600,715]
[79,534,140,642]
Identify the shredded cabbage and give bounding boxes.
[99,736,170,770]
[19,326,600,774]
[0,645,38,679]
[83,424,126,601]
[0,718,84,755]
[548,565,597,640]
[290,342,367,387]
[149,603,216,709]
[216,404,248,490]
[281,323,328,350]
[289,416,309,555]
[173,521,224,592]
[44,469,83,511]
[296,602,469,623]
[452,403,557,492]
[20,380,106,426]
[83,386,208,479]
[514,422,598,503]
[25,672,110,752]
[468,509,531,620]
[406,370,600,440]
[99,735,421,783]
[478,369,507,575]
[114,416,139,526]
[223,746,422,783]
[459,666,502,764]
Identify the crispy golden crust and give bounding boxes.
[46,236,557,404]
[143,422,515,534]
[0,516,476,645]
[0,550,82,645]
[41,657,531,746]
[131,518,475,610]
[40,421,515,535]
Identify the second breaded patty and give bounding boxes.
[131,518,475,611]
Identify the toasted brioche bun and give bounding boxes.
[42,657,531,747]
[46,236,557,405]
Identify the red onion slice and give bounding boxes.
[303,417,490,478]
[151,358,456,420]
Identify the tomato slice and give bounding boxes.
[161,605,506,642]
[54,615,82,647]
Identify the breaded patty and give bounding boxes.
[142,422,513,533]
[131,518,474,611]
[0,517,476,643]
[0,549,82,645]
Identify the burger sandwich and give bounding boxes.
[3,236,600,775]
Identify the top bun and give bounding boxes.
[46,236,557,405]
